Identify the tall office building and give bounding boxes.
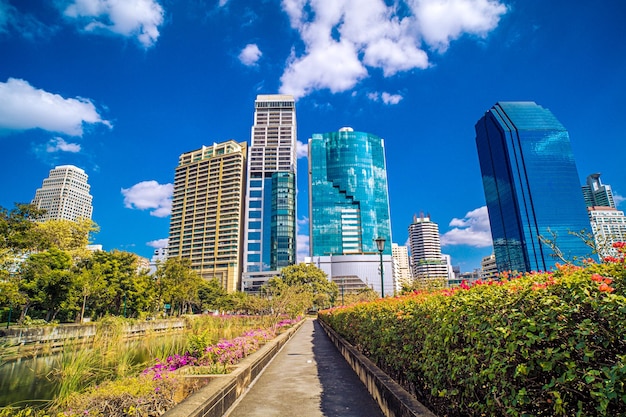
[582,173,615,208]
[241,95,297,293]
[475,102,591,273]
[32,165,93,221]
[408,214,449,281]
[167,141,247,292]
[308,127,393,296]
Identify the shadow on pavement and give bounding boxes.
[311,319,384,417]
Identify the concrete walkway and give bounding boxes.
[224,318,385,417]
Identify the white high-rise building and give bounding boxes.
[588,207,626,259]
[582,173,615,208]
[241,95,297,293]
[408,213,448,281]
[32,165,93,222]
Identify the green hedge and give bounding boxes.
[319,256,626,416]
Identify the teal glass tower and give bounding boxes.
[309,127,392,257]
[475,102,591,273]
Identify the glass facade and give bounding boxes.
[475,102,591,272]
[309,128,392,256]
[242,95,296,290]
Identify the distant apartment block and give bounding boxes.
[167,141,247,292]
[475,102,590,273]
[588,207,626,259]
[32,165,93,222]
[392,243,413,291]
[308,127,393,296]
[149,247,168,275]
[408,213,448,281]
[241,95,298,293]
[480,254,497,280]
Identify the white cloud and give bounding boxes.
[296,216,310,262]
[0,78,111,136]
[441,206,492,247]
[296,140,308,158]
[46,137,81,153]
[63,0,164,48]
[121,180,173,218]
[367,91,403,105]
[279,0,506,98]
[414,0,508,52]
[381,92,403,105]
[239,43,262,66]
[614,193,625,207]
[147,238,168,248]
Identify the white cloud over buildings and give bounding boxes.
[147,238,168,249]
[239,43,262,66]
[121,180,173,218]
[0,78,111,136]
[441,205,492,247]
[63,0,164,48]
[279,0,507,98]
[368,91,404,105]
[46,137,81,153]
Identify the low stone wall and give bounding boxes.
[162,319,304,417]
[318,319,437,417]
[1,319,186,360]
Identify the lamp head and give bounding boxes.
[374,237,386,252]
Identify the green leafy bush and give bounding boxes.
[319,246,626,416]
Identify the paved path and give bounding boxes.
[224,318,385,417]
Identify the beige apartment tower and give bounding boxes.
[168,141,247,292]
[32,165,93,221]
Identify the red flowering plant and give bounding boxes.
[318,248,626,417]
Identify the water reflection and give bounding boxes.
[0,333,188,408]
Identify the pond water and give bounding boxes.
[0,333,188,408]
[0,356,58,408]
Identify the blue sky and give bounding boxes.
[1,0,624,272]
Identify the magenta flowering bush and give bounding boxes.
[144,316,301,378]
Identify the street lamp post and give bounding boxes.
[375,237,386,297]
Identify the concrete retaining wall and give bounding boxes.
[318,319,437,417]
[1,319,186,360]
[163,320,304,417]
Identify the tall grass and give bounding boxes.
[48,315,269,404]
[51,345,100,401]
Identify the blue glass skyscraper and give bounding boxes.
[308,127,393,296]
[309,127,392,257]
[475,102,591,272]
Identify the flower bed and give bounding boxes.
[0,317,302,417]
[319,244,626,416]
[143,318,300,378]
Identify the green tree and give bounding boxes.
[154,258,203,315]
[35,218,99,255]
[73,256,107,322]
[0,203,47,277]
[19,247,73,321]
[89,250,139,318]
[198,278,229,312]
[279,263,338,309]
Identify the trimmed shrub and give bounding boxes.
[319,246,626,416]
